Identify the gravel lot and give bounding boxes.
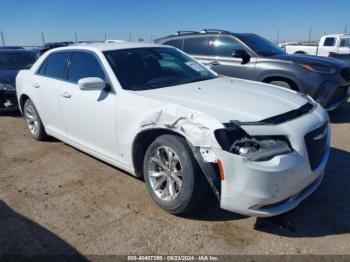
[1,101,350,257]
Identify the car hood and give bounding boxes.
[0,70,18,89]
[272,53,348,69]
[135,77,308,123]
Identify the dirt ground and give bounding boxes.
[1,101,350,257]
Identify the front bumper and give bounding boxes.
[0,89,18,112]
[214,104,330,217]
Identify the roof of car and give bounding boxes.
[51,42,167,52]
[0,49,36,53]
[322,34,350,38]
[154,31,258,43]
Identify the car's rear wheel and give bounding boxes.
[23,99,48,141]
[143,134,208,214]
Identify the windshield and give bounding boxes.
[236,34,285,57]
[340,38,350,47]
[104,47,216,91]
[0,51,37,71]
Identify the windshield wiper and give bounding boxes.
[179,76,214,85]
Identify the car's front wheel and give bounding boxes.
[143,134,208,214]
[268,80,293,90]
[23,98,48,141]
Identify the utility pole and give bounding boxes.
[75,32,78,43]
[129,33,132,42]
[41,32,45,45]
[104,33,107,41]
[276,29,280,45]
[308,26,312,43]
[345,24,348,35]
[150,34,153,43]
[1,31,5,46]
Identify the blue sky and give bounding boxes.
[1,0,349,46]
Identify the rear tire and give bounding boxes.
[143,134,208,214]
[23,99,48,141]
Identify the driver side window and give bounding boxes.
[68,51,105,83]
[210,37,245,57]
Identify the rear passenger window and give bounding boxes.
[44,52,71,80]
[323,37,336,47]
[183,37,209,55]
[164,39,183,49]
[68,52,105,83]
[211,37,245,57]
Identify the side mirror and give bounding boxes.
[232,49,251,64]
[78,77,106,91]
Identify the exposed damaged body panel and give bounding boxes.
[224,102,315,127]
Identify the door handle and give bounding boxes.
[33,83,40,88]
[62,92,71,98]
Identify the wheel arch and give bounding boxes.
[262,76,299,91]
[19,94,30,113]
[132,128,186,178]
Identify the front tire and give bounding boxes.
[268,80,293,90]
[23,99,48,141]
[143,134,208,214]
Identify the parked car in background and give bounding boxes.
[0,49,37,112]
[0,46,25,50]
[285,34,350,57]
[37,41,75,56]
[16,43,330,217]
[328,52,350,67]
[155,30,350,111]
[105,40,125,43]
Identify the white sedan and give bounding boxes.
[16,42,330,217]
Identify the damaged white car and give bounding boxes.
[16,43,330,217]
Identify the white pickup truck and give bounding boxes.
[285,34,350,57]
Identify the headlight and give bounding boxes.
[297,91,317,105]
[230,137,292,161]
[0,83,15,91]
[215,127,292,161]
[299,64,336,74]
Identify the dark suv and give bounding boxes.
[155,30,350,111]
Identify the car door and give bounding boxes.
[59,51,118,159]
[33,51,71,137]
[338,37,350,54]
[207,36,256,80]
[318,37,336,57]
